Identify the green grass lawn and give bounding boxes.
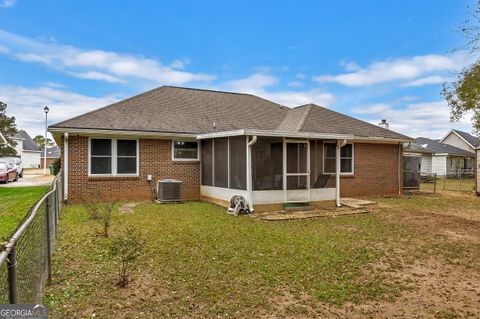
[43,195,480,318]
[419,177,475,193]
[0,186,50,240]
[44,201,415,318]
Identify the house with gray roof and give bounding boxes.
[440,129,480,153]
[411,137,475,176]
[49,86,412,210]
[11,130,41,168]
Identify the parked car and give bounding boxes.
[0,161,18,183]
[6,157,23,178]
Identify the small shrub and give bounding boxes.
[51,158,61,175]
[109,226,145,287]
[98,201,116,238]
[82,198,117,237]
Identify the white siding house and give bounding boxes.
[11,130,41,168]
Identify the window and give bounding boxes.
[172,141,199,160]
[323,143,354,174]
[89,138,138,176]
[90,139,112,175]
[117,140,137,174]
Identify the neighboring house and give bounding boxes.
[49,86,411,211]
[412,137,475,176]
[41,146,60,168]
[440,129,480,153]
[10,130,42,168]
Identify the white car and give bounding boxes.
[1,157,23,178]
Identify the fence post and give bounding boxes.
[45,196,52,285]
[433,173,437,194]
[7,246,18,304]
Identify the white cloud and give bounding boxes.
[352,103,391,115]
[0,85,121,136]
[288,81,304,87]
[0,30,215,85]
[402,75,452,87]
[313,52,473,87]
[227,73,278,92]
[0,0,16,8]
[226,72,335,107]
[353,100,474,138]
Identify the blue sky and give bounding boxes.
[0,0,476,138]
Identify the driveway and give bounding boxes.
[0,174,54,187]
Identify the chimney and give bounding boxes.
[379,119,389,130]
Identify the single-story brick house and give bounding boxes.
[49,86,412,211]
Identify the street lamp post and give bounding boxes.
[43,106,49,176]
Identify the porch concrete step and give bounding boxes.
[283,205,315,212]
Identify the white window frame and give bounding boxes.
[88,137,139,177]
[171,140,200,161]
[323,142,354,175]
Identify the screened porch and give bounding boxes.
[199,135,352,209]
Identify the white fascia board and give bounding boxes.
[48,127,197,139]
[197,129,354,140]
[197,129,411,143]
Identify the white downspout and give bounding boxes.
[64,132,69,201]
[398,143,402,195]
[246,136,257,212]
[336,139,347,207]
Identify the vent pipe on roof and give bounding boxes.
[379,119,389,130]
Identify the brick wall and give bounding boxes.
[341,143,401,197]
[64,136,200,203]
[61,136,400,203]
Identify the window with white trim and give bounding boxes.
[89,138,138,176]
[172,141,199,160]
[323,143,354,174]
[90,139,112,175]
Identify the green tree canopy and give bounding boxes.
[33,135,54,148]
[443,1,480,132]
[0,101,17,156]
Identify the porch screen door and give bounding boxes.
[285,141,310,202]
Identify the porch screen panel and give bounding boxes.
[310,140,336,189]
[229,136,246,190]
[201,140,213,186]
[252,137,283,190]
[214,138,228,188]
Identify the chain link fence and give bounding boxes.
[0,171,63,304]
[403,170,475,194]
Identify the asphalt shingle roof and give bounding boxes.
[13,130,41,151]
[43,146,60,158]
[415,137,475,157]
[50,86,411,141]
[452,129,480,148]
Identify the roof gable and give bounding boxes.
[12,130,41,151]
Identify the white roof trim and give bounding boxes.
[48,127,197,139]
[196,129,411,143]
[196,129,354,140]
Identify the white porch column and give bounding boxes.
[64,132,69,201]
[246,136,257,211]
[336,139,347,207]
